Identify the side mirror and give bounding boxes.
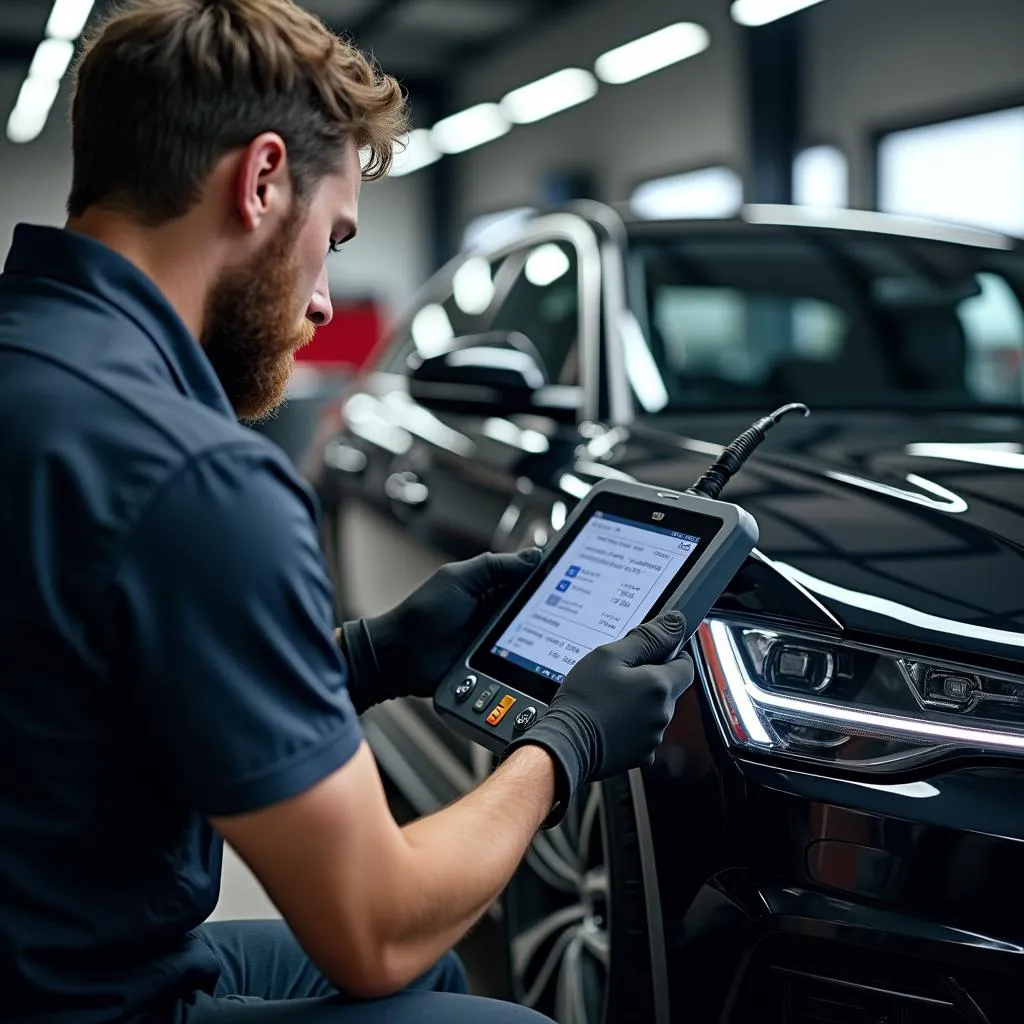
[407,332,580,419]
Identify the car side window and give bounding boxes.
[380,258,506,374]
[489,241,581,385]
[956,272,1024,404]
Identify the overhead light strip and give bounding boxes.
[388,128,441,178]
[403,21,710,175]
[431,103,511,155]
[499,68,598,125]
[594,22,710,85]
[730,0,831,28]
[4,5,710,162]
[5,0,95,145]
[47,0,95,40]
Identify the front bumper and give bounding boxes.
[645,689,1024,1023]
[669,872,1024,1022]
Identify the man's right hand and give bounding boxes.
[503,609,694,824]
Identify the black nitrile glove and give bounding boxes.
[501,610,694,827]
[339,548,542,714]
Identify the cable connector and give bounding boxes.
[687,403,809,501]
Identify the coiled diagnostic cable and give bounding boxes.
[687,403,810,501]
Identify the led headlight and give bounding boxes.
[696,619,1024,771]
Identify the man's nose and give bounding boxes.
[306,266,333,327]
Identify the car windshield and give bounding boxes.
[626,228,1024,412]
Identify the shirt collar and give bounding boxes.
[3,223,235,417]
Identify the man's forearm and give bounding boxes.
[379,744,556,985]
[332,621,558,985]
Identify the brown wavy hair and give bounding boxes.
[67,0,407,224]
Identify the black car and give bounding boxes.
[304,201,1024,1024]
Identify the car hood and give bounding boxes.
[595,411,1024,664]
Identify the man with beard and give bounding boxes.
[0,2,694,1023]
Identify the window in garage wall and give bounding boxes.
[877,107,1024,235]
[793,145,848,208]
[630,166,743,220]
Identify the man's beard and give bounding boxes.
[201,221,317,423]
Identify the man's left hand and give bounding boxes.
[339,548,542,713]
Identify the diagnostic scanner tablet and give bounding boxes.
[434,479,758,754]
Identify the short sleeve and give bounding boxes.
[106,442,362,817]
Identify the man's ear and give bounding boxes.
[234,132,292,232]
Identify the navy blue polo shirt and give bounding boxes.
[0,225,363,1023]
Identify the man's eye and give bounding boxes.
[328,240,345,255]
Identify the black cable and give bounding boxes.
[687,403,810,500]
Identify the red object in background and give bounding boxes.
[295,299,385,370]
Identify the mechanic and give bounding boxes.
[0,1,694,1022]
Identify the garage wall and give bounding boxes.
[805,0,1024,208]
[0,73,430,321]
[451,0,743,229]
[0,73,74,255]
[448,0,1024,232]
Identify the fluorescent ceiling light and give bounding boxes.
[525,244,571,287]
[594,22,710,85]
[452,257,494,315]
[731,0,830,27]
[29,38,75,82]
[46,0,95,40]
[432,103,510,155]
[500,68,598,125]
[6,76,61,144]
[389,128,440,177]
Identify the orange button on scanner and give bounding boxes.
[486,695,517,726]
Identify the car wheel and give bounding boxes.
[502,773,667,1024]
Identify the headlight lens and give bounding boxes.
[696,618,1024,771]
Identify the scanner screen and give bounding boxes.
[488,511,700,684]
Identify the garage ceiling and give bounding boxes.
[0,0,584,110]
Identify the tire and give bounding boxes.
[502,773,666,1024]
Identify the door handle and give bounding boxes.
[384,471,430,508]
